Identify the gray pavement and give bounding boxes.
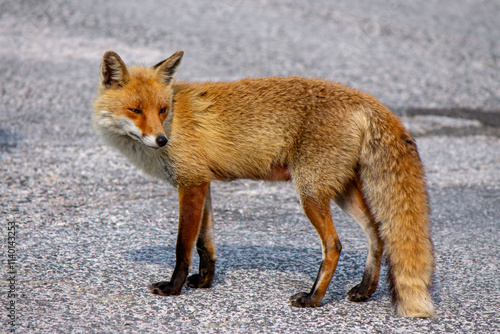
[1,0,499,333]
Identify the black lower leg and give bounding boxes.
[347,265,380,302]
[348,245,382,302]
[149,259,190,296]
[290,260,327,307]
[187,244,216,288]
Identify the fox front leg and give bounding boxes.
[149,183,209,296]
[187,184,217,289]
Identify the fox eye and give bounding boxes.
[128,108,143,114]
[159,107,167,114]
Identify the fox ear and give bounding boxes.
[100,51,130,88]
[153,50,184,85]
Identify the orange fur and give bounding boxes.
[92,51,434,317]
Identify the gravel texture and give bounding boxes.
[1,1,499,333]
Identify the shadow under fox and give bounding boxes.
[92,50,435,317]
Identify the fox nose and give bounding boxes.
[156,135,168,147]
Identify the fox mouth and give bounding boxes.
[145,143,163,150]
[128,132,142,142]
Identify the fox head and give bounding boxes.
[92,50,183,149]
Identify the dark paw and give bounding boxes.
[186,273,213,289]
[290,292,319,308]
[347,284,371,302]
[148,281,181,296]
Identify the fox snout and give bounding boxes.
[138,132,168,149]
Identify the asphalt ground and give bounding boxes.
[1,1,499,333]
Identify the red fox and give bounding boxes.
[92,50,435,317]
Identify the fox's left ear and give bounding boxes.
[153,50,184,85]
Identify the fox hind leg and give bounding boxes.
[290,196,342,308]
[334,177,383,302]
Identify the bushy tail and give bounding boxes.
[359,110,435,317]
